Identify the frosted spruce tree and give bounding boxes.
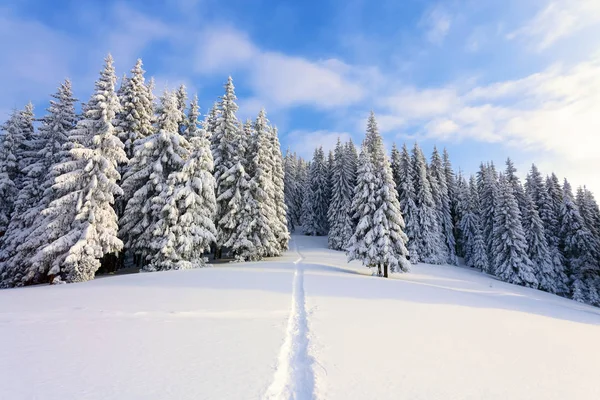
[559,179,600,304]
[0,81,78,287]
[492,174,538,288]
[412,143,443,264]
[454,172,469,257]
[284,150,300,231]
[430,146,457,264]
[32,55,127,284]
[522,193,564,293]
[478,163,499,265]
[120,90,188,269]
[394,143,420,263]
[302,147,329,236]
[212,77,242,258]
[148,96,216,270]
[443,148,459,234]
[114,59,154,162]
[244,110,279,258]
[328,138,355,250]
[296,157,309,225]
[347,112,409,277]
[270,126,290,252]
[527,166,569,294]
[0,111,24,233]
[459,176,488,271]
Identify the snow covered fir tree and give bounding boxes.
[1,55,600,310]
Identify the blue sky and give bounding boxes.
[1,0,600,193]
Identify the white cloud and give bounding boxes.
[507,0,600,50]
[377,57,600,193]
[380,87,459,120]
[421,5,452,45]
[194,27,257,74]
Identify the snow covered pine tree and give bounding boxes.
[347,112,410,277]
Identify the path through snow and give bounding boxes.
[264,237,316,400]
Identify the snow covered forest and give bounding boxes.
[1,55,600,308]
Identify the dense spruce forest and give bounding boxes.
[1,55,599,308]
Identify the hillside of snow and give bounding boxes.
[1,234,600,400]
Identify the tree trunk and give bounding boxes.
[215,247,222,260]
[383,263,389,278]
[377,264,382,277]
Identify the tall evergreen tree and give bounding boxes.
[522,193,564,293]
[430,146,456,264]
[295,156,308,228]
[0,81,78,287]
[284,150,299,231]
[0,111,23,232]
[396,144,419,263]
[148,96,215,270]
[244,110,279,258]
[460,176,488,270]
[492,174,538,288]
[302,147,329,236]
[454,172,469,257]
[412,143,443,264]
[347,112,409,277]
[328,138,354,250]
[120,90,188,267]
[478,163,499,267]
[212,77,242,257]
[32,54,127,283]
[270,126,290,252]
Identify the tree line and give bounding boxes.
[0,55,289,287]
[289,114,600,306]
[1,54,599,309]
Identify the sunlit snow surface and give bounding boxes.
[1,234,600,399]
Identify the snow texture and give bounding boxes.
[1,234,600,400]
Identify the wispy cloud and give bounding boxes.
[376,57,600,192]
[421,5,452,45]
[507,0,600,51]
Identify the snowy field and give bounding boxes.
[1,234,600,400]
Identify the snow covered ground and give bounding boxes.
[1,234,600,399]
